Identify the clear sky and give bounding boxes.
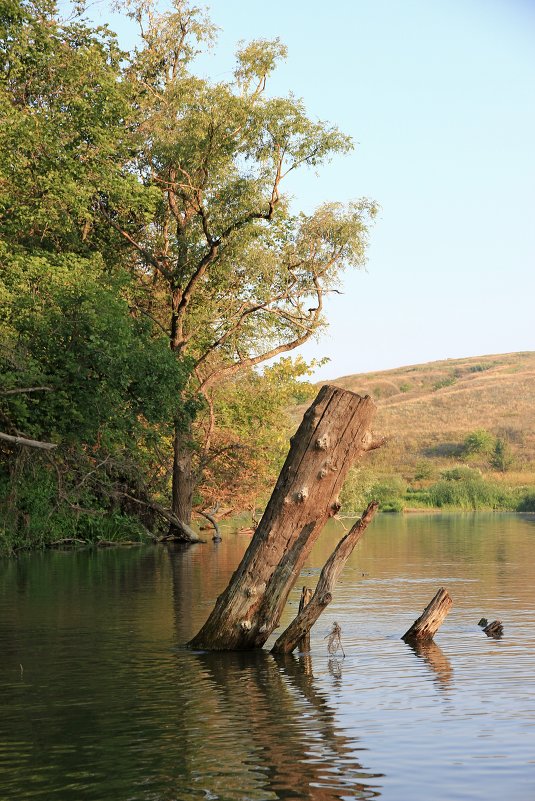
[93,0,535,380]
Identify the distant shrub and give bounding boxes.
[468,362,494,373]
[462,429,494,458]
[414,460,434,481]
[517,492,535,512]
[433,375,456,391]
[441,465,482,481]
[369,476,407,513]
[341,471,406,514]
[399,382,411,393]
[490,438,514,472]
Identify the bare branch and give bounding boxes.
[0,431,57,451]
[0,387,53,396]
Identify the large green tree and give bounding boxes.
[0,1,189,548]
[100,0,377,533]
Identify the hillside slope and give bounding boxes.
[324,351,535,474]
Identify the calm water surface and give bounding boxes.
[1,513,534,801]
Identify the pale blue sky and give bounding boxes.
[93,0,535,380]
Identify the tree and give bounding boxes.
[0,246,188,547]
[0,0,132,256]
[100,0,377,534]
[490,438,513,473]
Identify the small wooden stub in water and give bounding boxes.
[479,619,504,639]
[297,587,313,652]
[402,587,453,642]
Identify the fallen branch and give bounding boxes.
[0,386,53,396]
[197,508,221,541]
[0,431,58,451]
[271,500,378,654]
[120,492,205,543]
[47,537,87,547]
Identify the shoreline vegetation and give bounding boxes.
[2,350,535,556]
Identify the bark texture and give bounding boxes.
[402,587,453,642]
[271,501,378,654]
[188,385,377,651]
[169,424,195,536]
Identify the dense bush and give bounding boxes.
[517,493,535,513]
[427,476,515,510]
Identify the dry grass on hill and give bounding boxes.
[321,351,535,478]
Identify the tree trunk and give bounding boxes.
[188,385,378,651]
[169,423,195,536]
[271,501,378,655]
[401,588,453,642]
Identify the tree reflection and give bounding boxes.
[180,648,383,800]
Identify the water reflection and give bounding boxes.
[403,638,453,691]
[187,649,383,800]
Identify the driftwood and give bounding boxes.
[402,587,452,642]
[271,501,379,654]
[188,385,379,651]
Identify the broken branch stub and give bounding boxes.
[402,588,453,642]
[188,385,378,651]
[271,501,379,655]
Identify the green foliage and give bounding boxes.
[414,460,434,481]
[399,382,411,393]
[426,476,515,510]
[517,492,535,513]
[0,247,187,445]
[490,438,513,473]
[200,357,316,508]
[0,246,189,545]
[0,0,133,253]
[433,374,457,391]
[341,470,406,515]
[462,429,495,458]
[441,465,482,481]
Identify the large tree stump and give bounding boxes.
[188,385,378,651]
[272,501,379,654]
[402,587,453,642]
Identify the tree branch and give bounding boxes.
[0,431,57,451]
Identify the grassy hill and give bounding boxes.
[316,352,535,512]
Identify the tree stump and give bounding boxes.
[401,587,452,642]
[188,385,379,651]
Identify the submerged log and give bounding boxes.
[188,385,378,651]
[402,587,452,642]
[272,501,379,654]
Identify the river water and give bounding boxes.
[0,513,534,801]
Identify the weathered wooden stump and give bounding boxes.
[188,385,379,651]
[401,587,452,642]
[271,501,379,654]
